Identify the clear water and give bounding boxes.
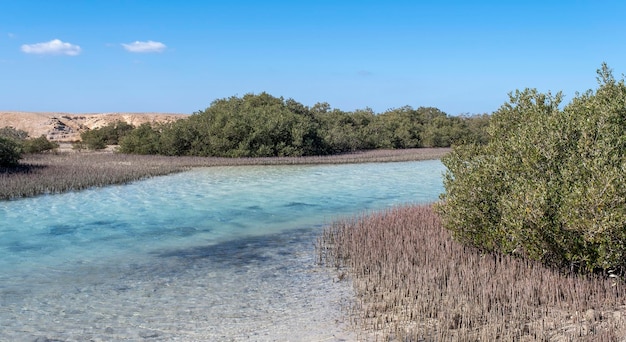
[0,160,445,341]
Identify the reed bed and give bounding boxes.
[0,148,448,200]
[317,205,626,341]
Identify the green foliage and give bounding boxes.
[80,121,135,150]
[118,93,490,157]
[315,107,372,153]
[120,93,327,157]
[118,123,161,154]
[366,106,423,149]
[22,135,59,154]
[0,136,22,166]
[188,93,325,157]
[157,120,195,156]
[0,127,57,163]
[438,64,626,274]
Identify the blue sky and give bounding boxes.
[1,1,625,115]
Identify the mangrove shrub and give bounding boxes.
[438,64,626,274]
[116,93,490,156]
[0,136,22,166]
[0,128,58,165]
[22,135,59,154]
[80,121,135,150]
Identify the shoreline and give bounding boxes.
[1,148,449,200]
[318,204,626,340]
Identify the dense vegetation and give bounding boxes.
[438,64,626,275]
[0,127,58,166]
[75,121,134,150]
[76,93,489,156]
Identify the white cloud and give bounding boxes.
[122,40,166,53]
[21,39,81,56]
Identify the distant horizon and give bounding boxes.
[2,1,625,115]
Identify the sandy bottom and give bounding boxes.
[0,228,361,341]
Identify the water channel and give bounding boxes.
[0,159,445,341]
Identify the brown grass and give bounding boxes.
[317,205,626,341]
[0,148,449,200]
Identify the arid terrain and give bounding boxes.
[0,111,187,142]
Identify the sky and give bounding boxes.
[1,1,625,116]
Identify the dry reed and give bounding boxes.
[317,205,626,341]
[0,148,449,200]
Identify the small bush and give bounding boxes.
[23,135,59,154]
[0,136,22,166]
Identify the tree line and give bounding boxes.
[80,93,490,156]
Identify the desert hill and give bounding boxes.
[0,111,187,142]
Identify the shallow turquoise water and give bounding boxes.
[0,159,445,341]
